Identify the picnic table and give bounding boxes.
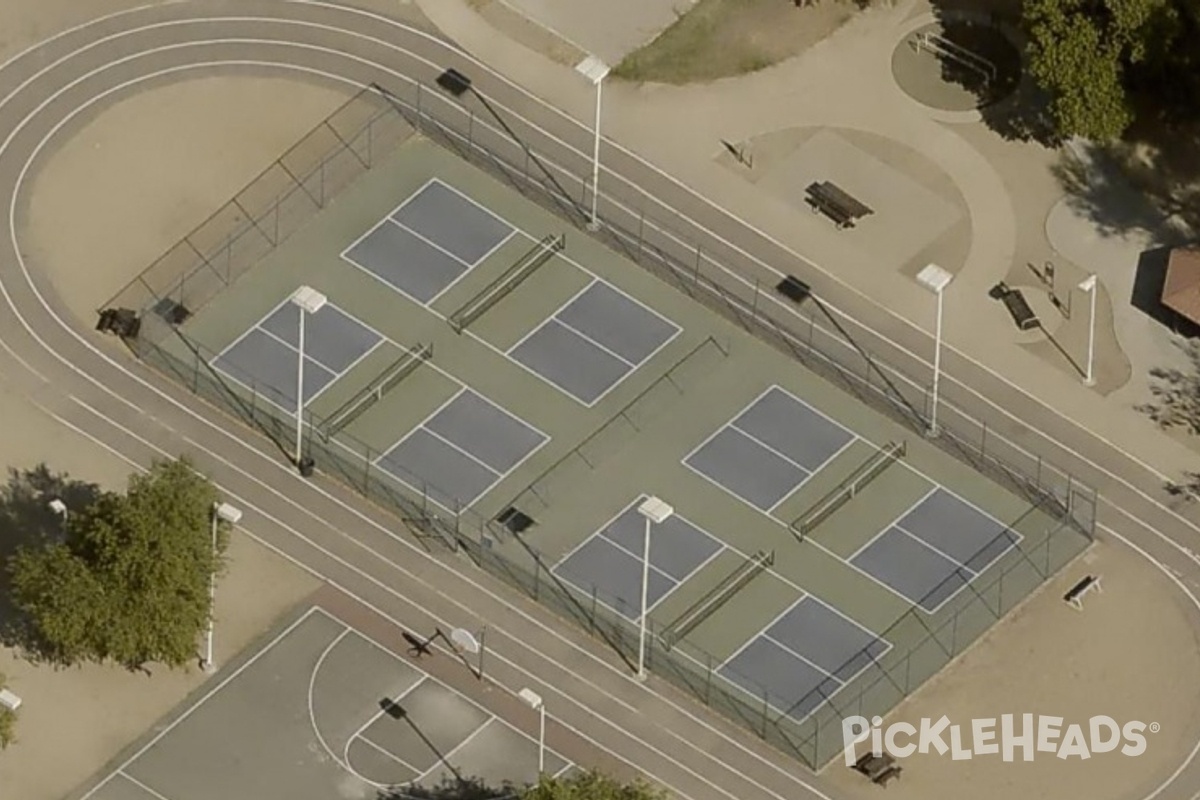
[805,181,873,229]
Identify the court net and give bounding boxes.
[790,440,906,540]
[449,233,565,333]
[661,549,774,650]
[318,342,432,441]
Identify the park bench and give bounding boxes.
[805,181,874,229]
[854,751,902,786]
[1063,574,1102,610]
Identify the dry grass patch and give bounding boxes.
[613,0,859,84]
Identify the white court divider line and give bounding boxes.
[209,292,294,363]
[356,734,424,777]
[5,36,1190,800]
[767,434,859,516]
[505,277,598,357]
[845,486,939,564]
[554,316,638,369]
[0,35,841,799]
[386,216,475,272]
[339,176,439,263]
[117,770,174,800]
[420,425,503,475]
[426,227,519,307]
[51,393,829,800]
[342,676,431,772]
[726,422,811,477]
[78,608,323,800]
[371,386,468,464]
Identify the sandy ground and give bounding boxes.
[26,75,354,324]
[2,56,348,800]
[824,537,1200,800]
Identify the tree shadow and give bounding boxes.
[0,465,101,658]
[378,775,518,800]
[1048,141,1197,247]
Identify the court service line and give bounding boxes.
[0,20,1089,800]
[117,770,174,800]
[356,734,424,776]
[845,486,940,563]
[554,316,638,368]
[12,25,857,768]
[768,436,860,515]
[47,393,827,800]
[76,607,322,800]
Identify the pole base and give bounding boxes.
[201,660,215,674]
[586,219,601,232]
[923,425,940,439]
[298,457,315,477]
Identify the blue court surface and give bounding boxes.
[342,179,515,305]
[850,487,1021,613]
[508,280,681,406]
[553,498,724,620]
[719,596,890,722]
[212,296,383,411]
[374,388,549,512]
[683,385,856,512]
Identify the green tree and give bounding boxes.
[1023,0,1188,140]
[6,457,225,670]
[0,672,15,749]
[523,771,665,800]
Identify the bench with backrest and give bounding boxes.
[805,181,874,229]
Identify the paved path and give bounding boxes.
[1,3,1199,799]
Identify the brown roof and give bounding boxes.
[1161,247,1200,323]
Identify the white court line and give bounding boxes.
[750,384,859,446]
[759,633,839,685]
[356,734,424,776]
[117,771,174,800]
[51,397,813,800]
[422,177,521,250]
[342,676,430,767]
[12,19,1191,800]
[78,608,321,800]
[845,486,939,563]
[413,716,497,784]
[599,532,688,590]
[550,494,646,571]
[386,217,474,271]
[424,227,518,307]
[420,425,503,475]
[337,613,574,769]
[341,222,468,310]
[554,316,638,368]
[729,417,820,474]
[766,434,859,516]
[338,175,438,262]
[372,386,468,463]
[506,277,598,356]
[210,291,294,363]
[717,594,808,672]
[895,525,982,578]
[510,318,628,407]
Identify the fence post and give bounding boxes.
[319,160,326,208]
[415,81,423,132]
[467,111,475,157]
[980,421,988,460]
[366,115,374,166]
[636,210,645,263]
[760,688,770,738]
[693,245,702,285]
[705,652,713,704]
[589,586,598,632]
[751,278,760,323]
[362,447,372,495]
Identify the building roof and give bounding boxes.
[1161,247,1200,324]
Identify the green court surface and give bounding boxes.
[146,132,1090,769]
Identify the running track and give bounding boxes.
[0,3,1198,799]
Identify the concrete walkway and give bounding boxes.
[414,0,1200,493]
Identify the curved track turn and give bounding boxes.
[3,4,1200,799]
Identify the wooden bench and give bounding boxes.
[805,181,874,229]
[1063,574,1101,610]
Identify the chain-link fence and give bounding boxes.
[102,86,415,333]
[119,78,1096,770]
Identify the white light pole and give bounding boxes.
[48,498,67,525]
[290,286,327,470]
[575,55,610,230]
[916,264,953,437]
[1078,274,1097,386]
[203,501,242,672]
[518,688,545,774]
[636,495,673,680]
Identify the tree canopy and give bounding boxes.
[6,457,226,670]
[1023,0,1200,140]
[380,771,666,800]
[0,672,14,749]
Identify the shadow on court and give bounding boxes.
[74,607,570,800]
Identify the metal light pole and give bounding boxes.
[518,688,545,773]
[290,286,327,470]
[1079,274,1097,386]
[203,501,242,672]
[636,496,673,680]
[575,56,610,230]
[48,498,67,527]
[916,264,953,437]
